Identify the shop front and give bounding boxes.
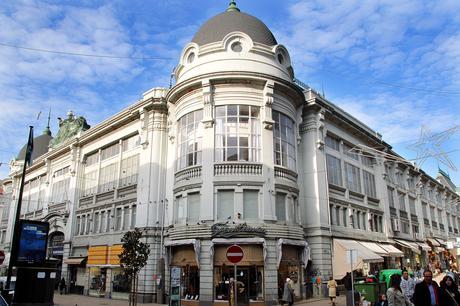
[211,238,266,306]
[166,239,201,306]
[63,257,87,294]
[87,245,126,299]
[394,240,421,270]
[276,239,310,301]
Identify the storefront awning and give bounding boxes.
[333,239,383,279]
[358,242,388,256]
[165,239,201,269]
[435,247,446,253]
[416,242,431,251]
[63,257,87,265]
[434,238,446,247]
[394,239,421,255]
[427,238,440,247]
[276,238,310,269]
[377,244,404,257]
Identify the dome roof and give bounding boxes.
[191,10,277,47]
[17,133,52,162]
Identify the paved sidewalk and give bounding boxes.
[54,294,167,306]
[54,293,340,306]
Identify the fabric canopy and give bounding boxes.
[358,242,388,256]
[434,238,446,247]
[276,238,311,269]
[416,242,431,251]
[435,247,446,253]
[394,239,421,255]
[427,238,440,247]
[377,244,404,257]
[333,239,383,279]
[63,257,87,265]
[165,239,201,269]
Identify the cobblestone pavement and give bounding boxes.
[54,293,340,306]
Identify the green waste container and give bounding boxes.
[354,282,386,304]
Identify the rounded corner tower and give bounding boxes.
[172,1,296,86]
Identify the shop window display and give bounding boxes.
[214,265,264,303]
[89,267,107,296]
[181,265,200,300]
[112,268,130,293]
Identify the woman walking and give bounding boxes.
[387,274,413,306]
[440,273,460,306]
[328,276,338,306]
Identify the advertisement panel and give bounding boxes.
[14,220,49,265]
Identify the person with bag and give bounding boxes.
[328,276,338,306]
[387,274,414,306]
[439,273,460,306]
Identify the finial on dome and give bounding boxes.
[226,0,240,12]
[43,108,52,136]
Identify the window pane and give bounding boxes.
[276,193,286,221]
[176,109,203,170]
[188,193,200,222]
[272,111,296,170]
[217,190,234,220]
[243,190,258,219]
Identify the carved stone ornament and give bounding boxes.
[49,111,90,148]
[211,222,267,238]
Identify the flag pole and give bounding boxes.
[5,126,34,293]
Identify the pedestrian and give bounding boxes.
[387,274,413,306]
[328,276,338,306]
[282,277,294,306]
[439,272,460,306]
[401,270,416,302]
[413,270,440,306]
[59,277,66,295]
[378,294,389,306]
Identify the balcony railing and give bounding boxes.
[274,166,298,182]
[439,224,444,231]
[399,210,408,219]
[424,218,430,226]
[411,214,418,223]
[432,221,438,228]
[175,165,202,183]
[214,163,262,176]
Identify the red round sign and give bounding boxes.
[0,251,5,265]
[226,245,244,264]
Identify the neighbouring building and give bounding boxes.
[1,2,460,306]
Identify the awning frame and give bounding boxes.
[164,239,201,269]
[210,237,267,265]
[276,238,310,269]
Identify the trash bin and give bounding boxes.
[354,282,386,304]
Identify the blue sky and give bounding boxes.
[0,0,459,186]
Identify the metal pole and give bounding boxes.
[234,264,237,306]
[350,250,355,306]
[5,126,33,293]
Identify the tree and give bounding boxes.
[119,228,150,306]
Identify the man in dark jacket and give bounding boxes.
[413,270,440,306]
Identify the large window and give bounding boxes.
[363,170,376,198]
[326,154,342,186]
[215,105,260,162]
[177,110,203,170]
[119,154,139,187]
[345,163,361,193]
[387,187,395,208]
[276,192,286,221]
[98,163,118,192]
[187,193,200,222]
[217,190,234,220]
[273,111,296,170]
[243,190,258,219]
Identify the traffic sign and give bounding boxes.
[0,251,5,265]
[226,245,244,264]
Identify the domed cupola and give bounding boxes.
[174,1,294,84]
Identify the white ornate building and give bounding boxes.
[1,2,459,306]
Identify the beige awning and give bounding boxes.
[417,242,431,251]
[63,257,87,265]
[358,242,389,256]
[333,239,383,279]
[435,247,446,253]
[427,238,440,247]
[435,238,446,247]
[395,239,421,255]
[377,244,404,257]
